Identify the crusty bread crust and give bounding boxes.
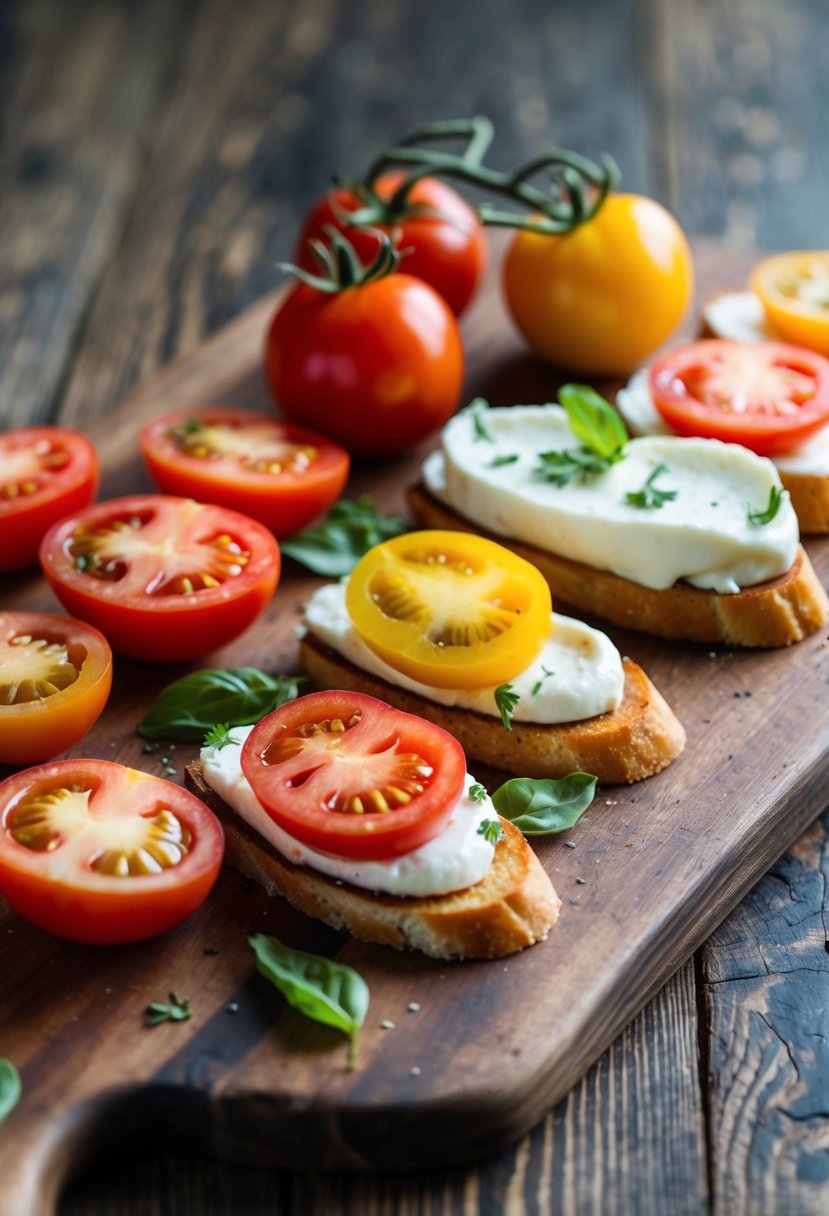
[299,636,686,785]
[700,297,829,534]
[408,483,828,647]
[185,762,561,960]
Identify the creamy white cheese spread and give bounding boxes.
[423,404,798,594]
[616,368,829,478]
[201,726,496,897]
[703,291,774,343]
[304,581,624,723]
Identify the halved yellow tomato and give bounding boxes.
[751,252,829,357]
[345,531,552,689]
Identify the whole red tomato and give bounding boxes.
[265,273,464,457]
[294,173,486,317]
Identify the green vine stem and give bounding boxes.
[278,226,401,293]
[362,116,620,235]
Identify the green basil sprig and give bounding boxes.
[281,495,409,577]
[0,1058,21,1124]
[492,772,597,835]
[250,934,369,1069]
[537,385,628,487]
[139,669,304,740]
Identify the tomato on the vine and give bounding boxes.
[345,531,552,689]
[0,611,112,767]
[140,408,350,538]
[266,232,464,457]
[0,427,98,573]
[649,340,829,456]
[751,252,829,357]
[502,193,693,375]
[0,759,223,943]
[241,690,466,860]
[295,172,486,317]
[39,495,280,662]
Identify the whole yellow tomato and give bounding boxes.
[502,193,694,375]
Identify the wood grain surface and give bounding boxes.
[1,240,828,1215]
[2,2,828,1213]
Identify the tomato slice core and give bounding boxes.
[0,759,223,942]
[241,691,466,860]
[649,340,829,455]
[345,531,552,690]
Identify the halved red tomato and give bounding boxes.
[241,690,466,860]
[0,759,223,943]
[345,531,552,689]
[649,340,829,456]
[140,408,350,538]
[0,612,112,767]
[39,495,280,662]
[0,427,98,572]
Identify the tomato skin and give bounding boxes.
[751,252,829,357]
[0,759,223,943]
[0,612,112,767]
[39,495,280,662]
[295,173,487,317]
[265,276,464,457]
[346,530,552,690]
[649,339,829,456]
[0,427,98,573]
[140,408,350,538]
[502,194,694,375]
[242,690,466,860]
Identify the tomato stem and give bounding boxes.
[362,116,620,235]
[278,227,401,294]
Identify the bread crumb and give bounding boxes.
[407,1002,421,1013]
[381,1019,396,1030]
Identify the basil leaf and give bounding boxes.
[477,818,504,845]
[139,669,304,740]
[281,495,409,577]
[747,484,787,526]
[250,934,369,1069]
[492,772,597,835]
[0,1058,21,1124]
[558,384,628,459]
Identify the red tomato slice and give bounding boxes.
[0,612,112,767]
[241,690,466,861]
[0,427,98,572]
[140,408,350,538]
[0,759,224,943]
[39,495,280,662]
[649,340,829,455]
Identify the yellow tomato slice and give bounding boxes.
[345,531,552,690]
[751,252,829,357]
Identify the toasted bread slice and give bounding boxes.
[299,635,686,785]
[185,762,561,960]
[408,483,828,647]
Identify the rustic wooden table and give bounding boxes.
[2,1,828,1213]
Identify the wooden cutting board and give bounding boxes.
[2,245,828,1216]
